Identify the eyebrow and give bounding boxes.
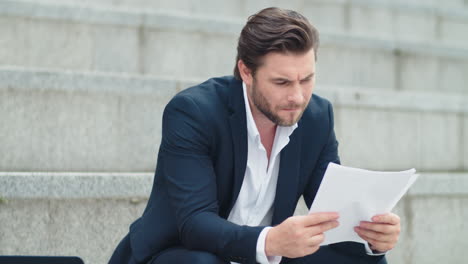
[300,73,315,80]
[270,73,315,82]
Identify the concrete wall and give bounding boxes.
[1,1,468,90]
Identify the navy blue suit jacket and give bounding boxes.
[110,76,386,264]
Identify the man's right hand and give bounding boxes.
[265,212,339,258]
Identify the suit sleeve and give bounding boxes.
[159,94,263,264]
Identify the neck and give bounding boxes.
[254,115,277,138]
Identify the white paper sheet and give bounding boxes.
[309,162,418,246]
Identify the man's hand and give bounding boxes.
[354,213,401,252]
[265,212,339,258]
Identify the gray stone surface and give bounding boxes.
[399,53,439,92]
[142,28,238,79]
[1,0,468,90]
[1,68,467,172]
[316,87,468,114]
[0,16,26,67]
[441,16,468,48]
[419,113,462,171]
[336,108,420,171]
[92,24,140,73]
[0,172,153,199]
[336,107,468,172]
[317,44,396,90]
[0,198,147,264]
[26,19,94,71]
[400,54,468,93]
[0,16,93,70]
[349,6,394,39]
[0,68,176,172]
[301,2,345,33]
[22,0,468,27]
[408,173,468,196]
[2,171,465,201]
[438,58,468,94]
[408,196,468,264]
[393,9,437,43]
[0,172,466,264]
[464,115,468,170]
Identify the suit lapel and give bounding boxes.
[227,78,248,213]
[272,126,302,225]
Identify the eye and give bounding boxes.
[275,81,289,86]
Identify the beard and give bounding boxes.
[251,79,307,126]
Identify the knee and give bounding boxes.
[151,247,227,264]
[190,251,226,264]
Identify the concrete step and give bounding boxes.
[1,67,467,172]
[19,0,468,47]
[1,0,468,91]
[1,171,467,264]
[0,172,151,264]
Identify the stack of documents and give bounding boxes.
[309,162,419,246]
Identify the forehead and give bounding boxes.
[258,49,316,79]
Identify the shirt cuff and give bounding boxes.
[364,242,387,256]
[256,227,282,264]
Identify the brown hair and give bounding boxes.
[234,7,319,80]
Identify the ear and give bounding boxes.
[237,60,253,87]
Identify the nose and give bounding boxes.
[287,83,303,104]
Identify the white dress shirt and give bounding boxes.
[227,83,297,264]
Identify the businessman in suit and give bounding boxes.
[109,7,401,264]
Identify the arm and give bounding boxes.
[160,95,263,263]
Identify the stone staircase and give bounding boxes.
[0,0,467,263]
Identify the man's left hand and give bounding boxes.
[354,213,401,253]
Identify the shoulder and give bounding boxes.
[166,76,235,114]
[301,93,334,124]
[297,93,336,144]
[160,76,240,153]
[163,76,236,126]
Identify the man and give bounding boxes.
[109,7,400,264]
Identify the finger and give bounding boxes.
[371,213,400,225]
[354,227,395,243]
[308,233,325,247]
[303,212,339,226]
[359,222,400,235]
[305,245,320,256]
[356,232,393,252]
[369,245,385,253]
[308,220,339,235]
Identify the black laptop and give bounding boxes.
[0,256,84,264]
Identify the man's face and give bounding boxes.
[247,49,316,126]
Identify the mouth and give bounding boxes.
[282,107,301,112]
